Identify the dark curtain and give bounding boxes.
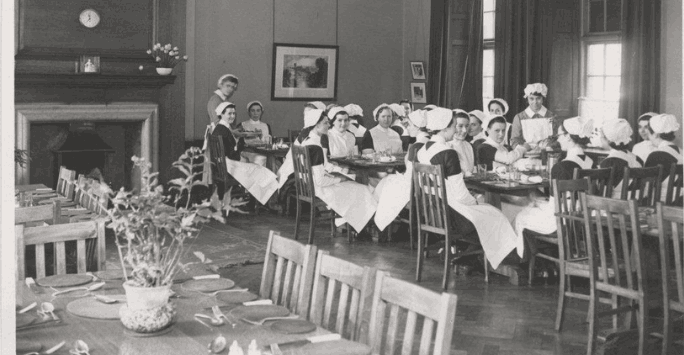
[619,0,660,142]
[494,0,552,119]
[427,0,450,106]
[457,0,483,111]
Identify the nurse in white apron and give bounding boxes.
[211,102,278,206]
[417,107,523,269]
[343,103,367,138]
[361,104,404,155]
[514,116,595,238]
[477,116,530,171]
[326,106,357,158]
[448,110,475,175]
[487,98,511,146]
[298,109,378,233]
[510,83,558,149]
[644,114,683,203]
[238,101,271,167]
[632,112,658,165]
[373,108,430,231]
[599,118,642,199]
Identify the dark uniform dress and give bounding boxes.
[211,123,244,161]
[599,149,642,198]
[645,142,683,204]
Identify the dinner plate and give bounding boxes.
[93,269,129,281]
[36,274,93,287]
[216,291,258,304]
[67,295,127,320]
[16,340,42,353]
[16,313,36,328]
[229,305,290,323]
[519,180,540,185]
[181,278,235,293]
[271,319,316,334]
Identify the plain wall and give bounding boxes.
[660,0,683,147]
[185,0,430,140]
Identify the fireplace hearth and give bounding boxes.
[53,122,114,187]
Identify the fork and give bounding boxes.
[199,288,248,297]
[211,305,236,328]
[241,315,299,326]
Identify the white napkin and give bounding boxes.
[243,299,273,306]
[193,274,219,280]
[307,334,341,343]
[528,176,543,183]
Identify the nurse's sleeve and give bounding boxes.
[207,95,222,123]
[509,114,525,148]
[494,145,525,166]
[361,131,374,152]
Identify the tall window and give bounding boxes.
[482,0,495,109]
[579,0,622,126]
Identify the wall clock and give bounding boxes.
[79,9,100,28]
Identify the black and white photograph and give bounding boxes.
[410,61,426,80]
[78,55,100,74]
[410,82,426,103]
[271,43,338,100]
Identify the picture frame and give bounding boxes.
[410,61,426,80]
[78,55,100,74]
[271,43,339,101]
[410,82,427,104]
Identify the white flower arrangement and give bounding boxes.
[146,43,188,68]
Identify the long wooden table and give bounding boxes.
[329,155,405,184]
[16,275,371,355]
[243,145,289,172]
[465,176,549,209]
[15,184,50,193]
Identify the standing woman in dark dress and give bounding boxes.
[207,74,239,126]
[510,83,558,149]
[644,114,683,202]
[598,118,642,198]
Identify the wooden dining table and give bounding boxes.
[464,173,549,209]
[243,145,289,173]
[16,184,51,193]
[329,154,406,184]
[16,274,371,355]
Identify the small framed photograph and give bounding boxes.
[78,55,100,74]
[271,43,339,101]
[410,82,427,104]
[410,61,426,80]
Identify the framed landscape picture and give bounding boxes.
[271,43,339,101]
[410,61,426,80]
[410,82,426,104]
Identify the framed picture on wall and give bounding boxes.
[410,82,426,104]
[77,55,100,74]
[271,43,339,101]
[410,61,426,80]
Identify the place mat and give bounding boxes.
[229,305,290,323]
[271,319,316,334]
[16,313,36,328]
[66,295,127,320]
[36,274,93,287]
[93,269,129,281]
[122,322,175,338]
[216,291,258,304]
[182,278,235,293]
[17,340,42,353]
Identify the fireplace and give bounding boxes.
[16,104,159,191]
[53,122,115,186]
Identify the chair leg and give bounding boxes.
[408,217,414,251]
[586,285,598,355]
[555,266,566,331]
[330,211,335,239]
[528,254,536,286]
[346,223,351,243]
[442,234,450,290]
[308,202,315,244]
[637,299,647,355]
[294,198,302,240]
[387,222,393,243]
[416,231,424,282]
[483,257,489,283]
[662,303,671,355]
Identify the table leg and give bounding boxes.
[484,191,501,209]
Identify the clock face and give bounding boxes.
[79,9,100,28]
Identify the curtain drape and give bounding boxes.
[618,0,660,141]
[494,0,552,120]
[427,0,450,106]
[457,0,483,112]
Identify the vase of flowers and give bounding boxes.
[146,43,188,75]
[106,147,244,333]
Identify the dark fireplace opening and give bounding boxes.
[53,122,114,186]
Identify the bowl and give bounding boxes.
[119,302,176,333]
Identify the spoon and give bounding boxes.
[52,282,105,296]
[40,302,58,321]
[194,313,224,326]
[241,314,299,326]
[199,288,249,297]
[93,294,119,304]
[24,340,65,355]
[208,334,227,354]
[69,340,90,355]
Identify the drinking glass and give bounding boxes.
[477,164,487,178]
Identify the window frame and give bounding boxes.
[482,0,496,109]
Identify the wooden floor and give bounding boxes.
[169,211,677,355]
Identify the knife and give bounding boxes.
[172,274,220,284]
[272,334,342,350]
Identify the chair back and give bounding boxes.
[288,129,301,144]
[656,203,684,316]
[15,200,61,225]
[665,163,683,206]
[412,163,450,237]
[16,220,106,280]
[573,167,614,197]
[581,193,646,300]
[621,166,663,207]
[259,231,317,316]
[309,250,373,342]
[56,166,77,199]
[74,175,94,205]
[208,135,231,184]
[367,271,458,355]
[553,178,591,262]
[291,145,316,202]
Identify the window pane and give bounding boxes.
[605,43,621,75]
[586,77,605,98]
[604,77,621,100]
[483,49,494,76]
[483,0,495,12]
[483,77,494,99]
[587,44,605,76]
[589,1,606,32]
[606,0,621,31]
[483,12,495,40]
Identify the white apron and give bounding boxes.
[201,123,215,185]
[521,107,553,144]
[449,139,474,174]
[328,129,357,158]
[606,149,642,199]
[418,138,523,269]
[369,126,403,154]
[302,135,377,232]
[514,152,593,238]
[373,154,415,231]
[655,143,683,202]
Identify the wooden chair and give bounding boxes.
[621,166,663,207]
[288,129,301,144]
[665,163,683,206]
[15,200,61,225]
[309,250,373,342]
[367,271,458,355]
[259,231,317,317]
[656,202,684,355]
[387,143,416,250]
[38,167,77,207]
[16,220,106,280]
[69,181,110,223]
[291,145,341,244]
[573,167,614,197]
[207,135,253,213]
[581,193,648,355]
[413,162,488,289]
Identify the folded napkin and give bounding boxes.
[193,274,219,280]
[308,334,341,343]
[243,299,273,306]
[528,176,543,183]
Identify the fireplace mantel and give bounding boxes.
[15,74,176,89]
